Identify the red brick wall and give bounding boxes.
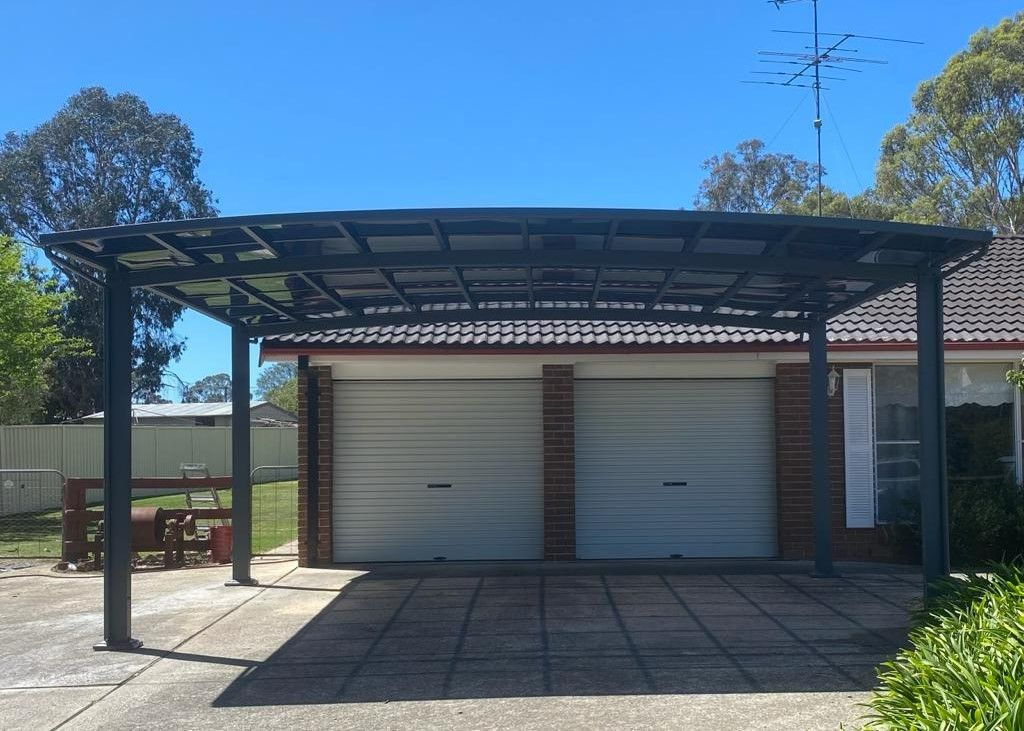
[775,362,895,561]
[543,365,576,560]
[297,365,333,567]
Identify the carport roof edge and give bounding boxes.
[38,207,992,336]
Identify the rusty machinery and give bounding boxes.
[61,477,233,568]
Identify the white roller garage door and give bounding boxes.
[332,380,543,562]
[576,379,776,559]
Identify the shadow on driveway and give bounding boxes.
[211,562,919,705]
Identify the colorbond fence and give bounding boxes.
[0,425,297,516]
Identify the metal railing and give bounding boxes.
[0,469,67,558]
[250,465,298,556]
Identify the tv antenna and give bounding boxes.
[744,0,921,216]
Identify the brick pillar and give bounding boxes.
[543,364,576,560]
[298,365,333,567]
[775,362,891,561]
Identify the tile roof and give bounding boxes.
[263,236,1024,350]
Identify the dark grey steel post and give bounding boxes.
[226,326,257,586]
[809,317,834,577]
[94,271,141,650]
[916,269,950,588]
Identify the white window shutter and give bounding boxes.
[843,369,876,528]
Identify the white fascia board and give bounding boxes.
[772,348,1024,364]
[317,352,776,380]
[303,346,1024,380]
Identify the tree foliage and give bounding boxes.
[876,13,1024,233]
[691,139,900,222]
[0,87,216,420]
[183,373,232,403]
[264,377,298,415]
[256,363,297,397]
[258,364,298,415]
[785,185,898,221]
[693,139,820,213]
[0,237,83,423]
[1009,357,1024,392]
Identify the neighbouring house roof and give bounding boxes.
[83,401,294,421]
[261,236,1024,351]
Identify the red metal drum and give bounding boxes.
[210,525,232,563]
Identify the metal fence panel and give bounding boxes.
[0,469,66,558]
[0,427,66,470]
[131,427,158,477]
[251,465,299,555]
[63,426,103,477]
[153,429,193,476]
[194,428,231,475]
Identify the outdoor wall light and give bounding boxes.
[827,367,841,398]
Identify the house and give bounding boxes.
[261,234,1024,566]
[82,401,297,427]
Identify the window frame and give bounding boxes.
[870,361,1021,525]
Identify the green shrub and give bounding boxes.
[948,481,1024,567]
[883,480,1024,569]
[864,563,1024,730]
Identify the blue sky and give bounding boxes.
[5,0,1019,394]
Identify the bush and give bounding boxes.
[948,481,1024,566]
[864,563,1024,730]
[883,480,1024,569]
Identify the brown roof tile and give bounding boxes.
[264,236,1024,350]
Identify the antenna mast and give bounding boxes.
[811,0,822,217]
[744,0,921,216]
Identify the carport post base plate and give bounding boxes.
[92,638,143,652]
[224,578,260,587]
[810,570,841,579]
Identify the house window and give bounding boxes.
[194,416,215,427]
[873,363,1018,524]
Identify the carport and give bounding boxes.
[39,208,991,649]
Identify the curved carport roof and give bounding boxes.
[37,208,991,649]
[39,208,991,336]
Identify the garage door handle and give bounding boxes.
[427,483,452,489]
[662,481,688,486]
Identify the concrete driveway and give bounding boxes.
[0,559,918,730]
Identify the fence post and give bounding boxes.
[62,477,86,561]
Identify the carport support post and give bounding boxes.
[227,325,257,586]
[916,269,950,589]
[95,271,141,650]
[809,317,834,577]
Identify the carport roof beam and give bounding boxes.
[38,208,991,336]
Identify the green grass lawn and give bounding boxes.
[0,480,297,559]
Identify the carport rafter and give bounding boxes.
[226,279,298,321]
[296,273,357,317]
[429,219,477,310]
[240,225,282,257]
[122,249,921,289]
[704,226,805,314]
[145,232,198,264]
[761,232,898,317]
[334,221,418,311]
[647,267,681,310]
